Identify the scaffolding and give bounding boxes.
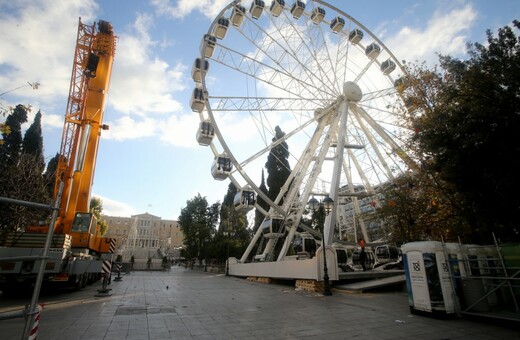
[443,235,520,322]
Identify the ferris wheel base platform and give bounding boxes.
[228,251,338,281]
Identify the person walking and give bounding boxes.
[359,239,367,271]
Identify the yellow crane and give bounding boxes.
[0,18,117,292]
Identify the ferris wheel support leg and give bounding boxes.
[325,101,349,245]
[277,226,297,261]
[239,223,264,263]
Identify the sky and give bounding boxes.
[0,0,518,221]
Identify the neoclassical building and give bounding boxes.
[102,212,184,261]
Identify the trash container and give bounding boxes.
[402,241,457,316]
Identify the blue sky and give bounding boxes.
[0,0,518,220]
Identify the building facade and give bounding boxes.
[103,213,184,261]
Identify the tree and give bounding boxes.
[397,21,520,243]
[0,106,50,237]
[0,104,28,172]
[90,197,108,236]
[265,126,291,202]
[178,194,212,261]
[44,153,59,198]
[22,110,44,170]
[254,169,269,232]
[212,182,251,261]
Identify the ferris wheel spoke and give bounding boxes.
[212,43,329,101]
[356,106,414,168]
[208,96,320,112]
[235,113,322,171]
[234,16,334,101]
[270,9,340,97]
[361,86,398,102]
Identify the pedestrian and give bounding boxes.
[359,239,366,271]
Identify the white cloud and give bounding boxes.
[0,0,97,108]
[159,112,199,147]
[93,194,136,217]
[104,116,157,141]
[109,13,186,116]
[150,0,233,19]
[386,4,477,65]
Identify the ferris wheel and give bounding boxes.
[191,0,412,262]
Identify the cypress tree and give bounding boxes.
[265,125,291,203]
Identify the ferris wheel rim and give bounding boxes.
[195,0,412,241]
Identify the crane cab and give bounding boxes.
[270,0,284,17]
[191,58,209,84]
[293,232,317,259]
[311,7,325,25]
[211,153,232,180]
[348,28,363,44]
[290,1,305,19]
[330,16,345,33]
[381,59,396,75]
[231,4,246,27]
[233,186,256,212]
[261,216,285,239]
[190,88,206,113]
[212,17,230,40]
[200,34,217,58]
[196,120,215,146]
[250,0,265,20]
[366,42,381,59]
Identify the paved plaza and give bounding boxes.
[0,266,518,339]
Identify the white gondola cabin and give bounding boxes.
[190,88,205,113]
[212,17,230,40]
[311,7,325,25]
[211,154,232,180]
[269,0,284,17]
[330,16,345,33]
[365,42,381,59]
[293,233,317,259]
[348,28,363,44]
[233,187,256,212]
[200,34,217,58]
[290,1,305,19]
[231,4,246,27]
[196,120,214,146]
[261,216,285,239]
[191,58,209,84]
[381,58,396,75]
[375,245,400,265]
[250,0,265,20]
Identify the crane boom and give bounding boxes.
[55,19,116,240]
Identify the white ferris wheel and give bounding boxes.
[190,0,412,264]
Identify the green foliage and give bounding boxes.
[178,194,212,260]
[394,20,520,243]
[90,197,108,236]
[44,153,58,198]
[254,169,269,232]
[0,105,50,236]
[265,126,291,202]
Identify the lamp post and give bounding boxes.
[0,81,40,97]
[308,196,334,296]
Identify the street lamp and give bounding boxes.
[307,196,334,296]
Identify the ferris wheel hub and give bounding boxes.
[343,81,363,102]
